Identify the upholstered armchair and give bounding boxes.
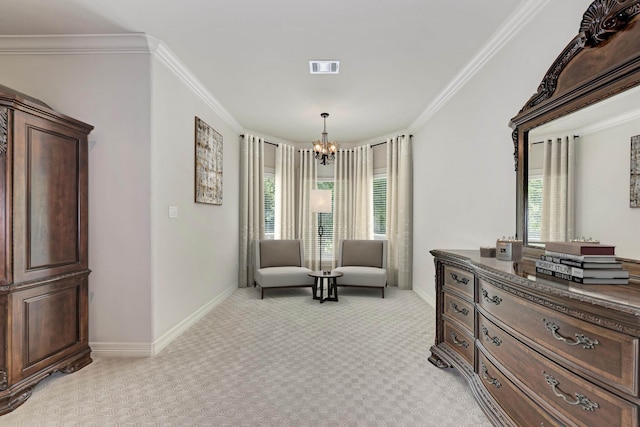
[254,239,315,299]
[333,239,387,298]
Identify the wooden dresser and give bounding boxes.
[430,249,640,427]
[0,85,93,414]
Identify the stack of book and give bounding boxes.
[535,241,629,285]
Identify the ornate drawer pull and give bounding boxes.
[450,272,469,286]
[543,319,600,349]
[481,325,502,346]
[543,372,599,411]
[481,362,501,388]
[481,289,502,305]
[450,302,469,316]
[450,332,469,348]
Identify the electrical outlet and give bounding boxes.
[168,206,178,218]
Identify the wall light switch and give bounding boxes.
[168,205,178,218]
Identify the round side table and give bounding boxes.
[308,271,343,303]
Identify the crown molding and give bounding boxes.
[0,33,150,54]
[577,107,640,136]
[0,33,244,134]
[408,0,552,133]
[147,35,243,133]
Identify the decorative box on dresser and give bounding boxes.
[430,250,640,427]
[0,85,93,414]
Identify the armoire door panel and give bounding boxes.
[11,111,88,283]
[10,275,86,382]
[25,286,78,366]
[27,126,79,269]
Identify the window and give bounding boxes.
[373,175,387,239]
[316,180,334,260]
[527,174,543,242]
[264,173,275,239]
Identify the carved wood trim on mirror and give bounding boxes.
[509,0,640,283]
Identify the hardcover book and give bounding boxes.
[544,250,617,263]
[540,255,621,269]
[536,267,629,285]
[544,241,615,256]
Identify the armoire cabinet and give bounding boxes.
[0,85,92,414]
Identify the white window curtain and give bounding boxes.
[541,135,576,242]
[333,145,373,259]
[239,134,265,287]
[297,149,319,270]
[275,143,296,239]
[386,135,413,289]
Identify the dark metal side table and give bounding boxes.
[308,271,343,303]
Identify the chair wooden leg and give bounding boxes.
[261,288,264,299]
[381,287,384,298]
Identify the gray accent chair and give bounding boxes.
[333,239,387,298]
[254,239,315,299]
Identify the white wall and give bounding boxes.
[411,1,593,304]
[0,36,243,355]
[150,56,240,344]
[0,52,154,347]
[577,118,640,259]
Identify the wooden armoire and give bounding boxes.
[0,85,92,414]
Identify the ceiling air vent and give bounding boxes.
[309,60,340,74]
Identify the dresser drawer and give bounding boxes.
[443,292,474,332]
[443,265,474,298]
[479,279,639,396]
[443,320,474,367]
[478,313,638,427]
[478,351,564,427]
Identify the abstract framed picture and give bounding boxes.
[632,134,640,208]
[195,117,223,205]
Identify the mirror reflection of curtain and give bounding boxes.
[386,135,413,289]
[239,134,265,287]
[541,135,576,242]
[297,149,320,270]
[333,145,373,266]
[275,143,296,239]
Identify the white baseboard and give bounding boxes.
[90,283,237,357]
[412,286,435,308]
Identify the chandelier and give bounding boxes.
[312,112,338,165]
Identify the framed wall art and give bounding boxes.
[195,117,223,205]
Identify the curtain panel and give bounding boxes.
[541,135,576,242]
[275,143,296,239]
[239,134,265,287]
[333,145,373,263]
[386,135,413,289]
[297,149,319,270]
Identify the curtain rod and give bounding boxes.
[531,135,580,145]
[240,134,412,148]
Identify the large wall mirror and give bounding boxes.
[510,0,640,263]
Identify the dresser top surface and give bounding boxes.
[432,249,640,315]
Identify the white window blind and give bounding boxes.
[527,175,543,242]
[264,173,275,239]
[373,175,386,239]
[316,180,334,260]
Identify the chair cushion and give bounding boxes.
[260,240,302,268]
[341,240,384,268]
[333,266,386,287]
[255,266,314,288]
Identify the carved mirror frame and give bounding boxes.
[509,0,640,264]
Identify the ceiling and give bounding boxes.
[0,0,527,144]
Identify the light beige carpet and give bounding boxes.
[0,287,490,426]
